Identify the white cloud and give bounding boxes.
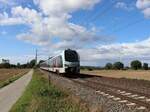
[1,0,150,66]
[0,0,16,6]
[143,7,150,18]
[136,0,150,9]
[17,33,50,46]
[0,0,103,48]
[0,55,34,64]
[11,6,42,25]
[51,40,82,50]
[78,37,150,65]
[115,2,133,11]
[136,0,150,18]
[0,6,42,25]
[0,11,25,25]
[33,0,100,16]
[0,18,24,26]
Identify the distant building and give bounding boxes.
[1,59,10,64]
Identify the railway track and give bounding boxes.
[41,70,150,111]
[70,76,150,111]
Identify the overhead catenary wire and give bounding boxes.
[80,0,114,26]
[107,17,145,35]
[89,0,141,34]
[78,1,108,24]
[91,0,117,23]
[91,0,136,23]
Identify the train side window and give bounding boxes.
[59,56,63,67]
[53,59,55,67]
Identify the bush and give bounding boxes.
[124,66,130,70]
[105,63,113,70]
[143,63,148,70]
[88,68,93,71]
[113,62,124,70]
[0,63,10,68]
[131,60,142,70]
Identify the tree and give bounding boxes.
[39,60,44,64]
[143,63,148,70]
[124,66,130,70]
[38,60,44,65]
[131,60,142,70]
[37,60,45,68]
[0,63,10,68]
[105,63,113,70]
[17,63,21,68]
[113,62,124,70]
[29,59,36,68]
[10,64,17,68]
[26,62,30,68]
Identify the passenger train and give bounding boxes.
[40,49,80,74]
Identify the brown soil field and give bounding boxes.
[0,69,29,83]
[81,70,150,81]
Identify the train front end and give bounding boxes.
[64,49,80,74]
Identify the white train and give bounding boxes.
[40,49,80,74]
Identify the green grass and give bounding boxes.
[0,75,23,89]
[10,70,87,112]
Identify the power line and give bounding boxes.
[81,2,108,23]
[108,18,145,35]
[101,0,141,35]
[91,0,137,23]
[91,0,116,23]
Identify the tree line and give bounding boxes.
[80,60,149,71]
[0,59,37,69]
[105,60,149,70]
[0,59,149,70]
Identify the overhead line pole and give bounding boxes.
[35,49,38,66]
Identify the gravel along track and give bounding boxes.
[83,75,150,97]
[40,70,150,112]
[71,78,150,111]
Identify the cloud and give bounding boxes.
[143,7,150,18]
[1,0,150,66]
[1,6,42,25]
[17,33,50,46]
[11,6,42,25]
[52,40,79,49]
[0,0,106,49]
[136,0,150,9]
[136,0,150,18]
[115,2,134,11]
[78,37,150,65]
[0,0,17,12]
[0,0,16,6]
[0,54,35,64]
[33,0,100,16]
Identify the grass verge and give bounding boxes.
[10,70,87,112]
[0,73,25,89]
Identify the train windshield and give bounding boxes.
[65,50,79,62]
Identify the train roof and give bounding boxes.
[40,49,77,64]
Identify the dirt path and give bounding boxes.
[0,69,33,112]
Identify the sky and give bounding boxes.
[0,0,150,66]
